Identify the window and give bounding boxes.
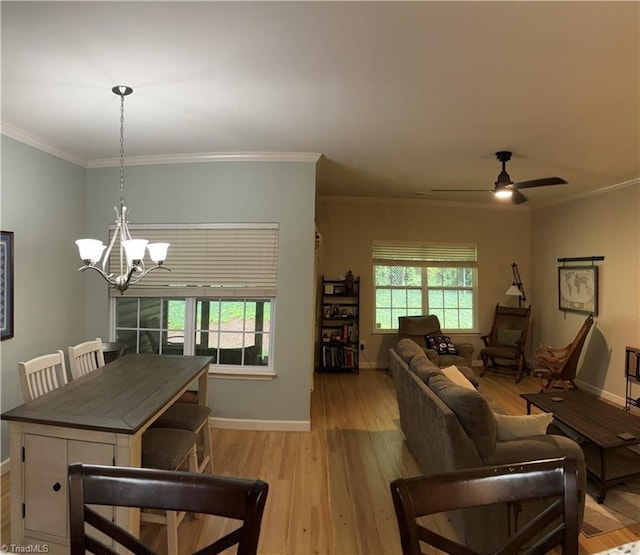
[372,241,477,332]
[110,223,278,371]
[114,297,272,367]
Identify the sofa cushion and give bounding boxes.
[495,413,553,441]
[425,334,459,355]
[441,365,476,390]
[410,356,442,384]
[395,338,426,364]
[428,373,497,458]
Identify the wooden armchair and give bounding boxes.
[533,315,594,392]
[390,458,580,555]
[480,304,531,382]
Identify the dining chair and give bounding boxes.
[151,402,214,474]
[19,350,68,401]
[68,463,269,555]
[68,338,105,380]
[390,457,579,555]
[139,427,200,554]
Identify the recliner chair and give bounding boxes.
[397,314,474,368]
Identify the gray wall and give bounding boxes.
[0,136,87,459]
[84,160,316,423]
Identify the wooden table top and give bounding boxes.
[521,389,640,449]
[1,354,212,433]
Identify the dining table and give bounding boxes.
[1,353,212,555]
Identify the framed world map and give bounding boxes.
[558,266,598,315]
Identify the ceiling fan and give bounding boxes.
[431,151,567,205]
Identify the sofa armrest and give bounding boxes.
[453,342,474,366]
[482,434,586,523]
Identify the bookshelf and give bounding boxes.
[318,274,359,373]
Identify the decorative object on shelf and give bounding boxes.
[345,270,354,295]
[558,261,599,315]
[0,231,14,341]
[74,86,170,293]
[505,262,526,308]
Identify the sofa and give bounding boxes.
[390,338,586,553]
[397,314,474,368]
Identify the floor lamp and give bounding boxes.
[505,262,526,308]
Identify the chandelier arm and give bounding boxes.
[126,265,171,286]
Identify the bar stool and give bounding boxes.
[152,402,214,474]
[141,428,199,555]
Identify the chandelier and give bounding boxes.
[75,86,169,293]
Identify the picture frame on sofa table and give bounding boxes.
[558,265,598,315]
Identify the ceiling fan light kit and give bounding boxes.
[430,150,567,205]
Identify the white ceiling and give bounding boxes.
[2,1,639,206]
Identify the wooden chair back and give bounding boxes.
[19,350,68,401]
[68,338,105,380]
[68,463,269,555]
[390,458,579,555]
[485,303,531,347]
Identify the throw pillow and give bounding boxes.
[494,413,553,441]
[428,373,496,458]
[440,365,475,391]
[496,328,523,347]
[425,335,459,356]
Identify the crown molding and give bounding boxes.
[87,151,322,168]
[1,122,321,168]
[1,122,86,167]
[532,177,640,209]
[316,195,529,211]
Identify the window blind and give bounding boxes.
[372,241,477,267]
[108,223,279,297]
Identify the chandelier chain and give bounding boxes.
[119,92,126,211]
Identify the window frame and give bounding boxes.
[111,296,276,376]
[372,242,478,334]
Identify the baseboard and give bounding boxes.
[575,379,626,408]
[210,416,310,432]
[1,457,9,476]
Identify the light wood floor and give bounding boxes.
[1,368,638,553]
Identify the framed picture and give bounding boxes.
[1,231,14,340]
[558,266,598,315]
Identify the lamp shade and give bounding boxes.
[122,239,148,262]
[505,284,522,297]
[147,242,170,264]
[76,239,105,264]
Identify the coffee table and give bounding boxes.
[521,389,640,503]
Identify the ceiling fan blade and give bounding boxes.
[513,177,567,190]
[511,189,528,205]
[430,188,492,193]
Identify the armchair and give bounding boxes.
[397,315,473,368]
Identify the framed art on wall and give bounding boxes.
[558,265,598,315]
[1,231,14,340]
